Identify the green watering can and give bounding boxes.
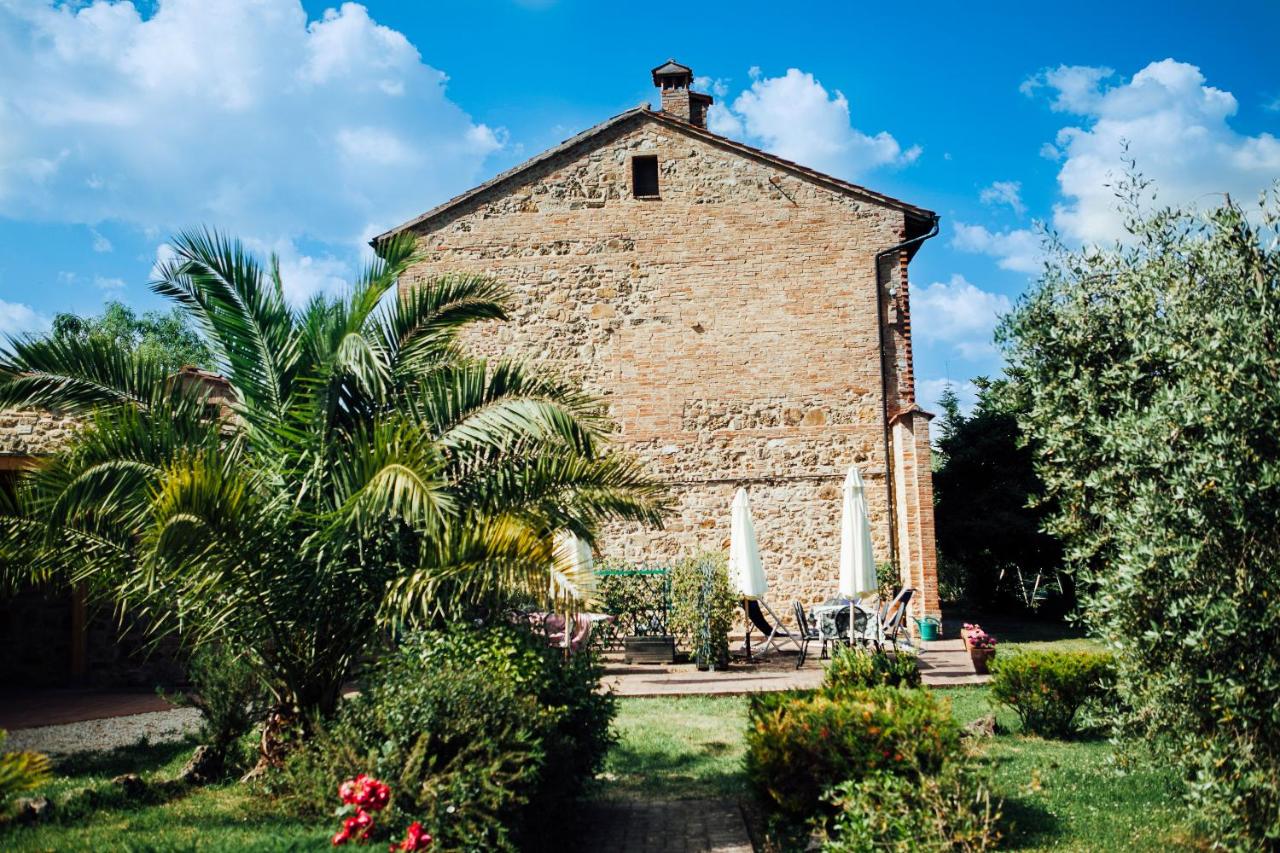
[914,616,941,642]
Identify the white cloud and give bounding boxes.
[979,180,1025,215]
[0,299,50,339]
[0,0,503,302]
[706,68,920,179]
[693,75,729,99]
[951,223,1043,274]
[93,275,126,291]
[1024,59,1280,244]
[912,274,1011,359]
[263,240,353,305]
[1020,65,1114,113]
[90,228,113,252]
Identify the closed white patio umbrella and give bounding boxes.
[838,465,881,644]
[550,531,595,648]
[729,488,797,658]
[838,465,878,600]
[729,488,767,599]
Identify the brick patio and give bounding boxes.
[601,638,987,697]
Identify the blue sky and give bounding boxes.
[1,0,1277,415]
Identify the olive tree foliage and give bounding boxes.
[999,182,1280,845]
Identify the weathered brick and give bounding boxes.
[396,107,942,617]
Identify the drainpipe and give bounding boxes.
[873,214,940,576]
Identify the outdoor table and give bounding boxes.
[812,600,878,645]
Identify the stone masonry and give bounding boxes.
[381,62,941,618]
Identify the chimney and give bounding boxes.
[651,59,713,128]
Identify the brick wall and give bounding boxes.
[400,114,940,615]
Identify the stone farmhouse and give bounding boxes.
[376,60,942,618]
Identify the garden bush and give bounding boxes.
[271,625,614,852]
[1001,185,1280,843]
[989,651,1115,737]
[166,643,269,780]
[823,645,921,691]
[821,761,1001,852]
[745,687,962,833]
[669,552,736,669]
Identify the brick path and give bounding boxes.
[572,799,753,853]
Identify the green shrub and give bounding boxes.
[821,762,1001,852]
[271,625,615,852]
[166,643,269,779]
[1001,185,1280,844]
[823,645,921,691]
[989,650,1115,738]
[745,687,962,833]
[670,552,736,669]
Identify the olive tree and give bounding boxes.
[999,185,1280,845]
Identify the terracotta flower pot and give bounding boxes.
[970,648,996,675]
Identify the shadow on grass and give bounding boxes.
[55,735,198,778]
[998,795,1062,849]
[600,739,745,799]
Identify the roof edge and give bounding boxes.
[372,107,936,248]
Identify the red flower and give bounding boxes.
[340,774,392,812]
[392,822,434,851]
[333,829,352,847]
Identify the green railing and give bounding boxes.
[596,567,671,651]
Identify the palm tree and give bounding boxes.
[0,229,665,747]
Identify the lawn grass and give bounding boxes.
[0,736,328,851]
[595,694,749,800]
[598,690,1197,851]
[944,688,1194,851]
[4,685,1195,851]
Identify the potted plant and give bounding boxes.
[961,623,981,648]
[968,630,997,674]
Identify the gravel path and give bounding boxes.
[5,708,203,757]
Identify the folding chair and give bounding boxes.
[791,601,827,669]
[877,588,916,652]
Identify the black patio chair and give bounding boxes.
[792,601,826,669]
[878,588,915,652]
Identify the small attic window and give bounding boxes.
[632,155,659,198]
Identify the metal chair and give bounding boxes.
[878,588,916,651]
[792,601,826,669]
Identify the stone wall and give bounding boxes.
[0,408,78,456]
[400,113,940,615]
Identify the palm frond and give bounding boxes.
[405,360,605,456]
[381,271,508,376]
[381,513,555,624]
[152,228,298,426]
[324,417,452,534]
[0,335,172,413]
